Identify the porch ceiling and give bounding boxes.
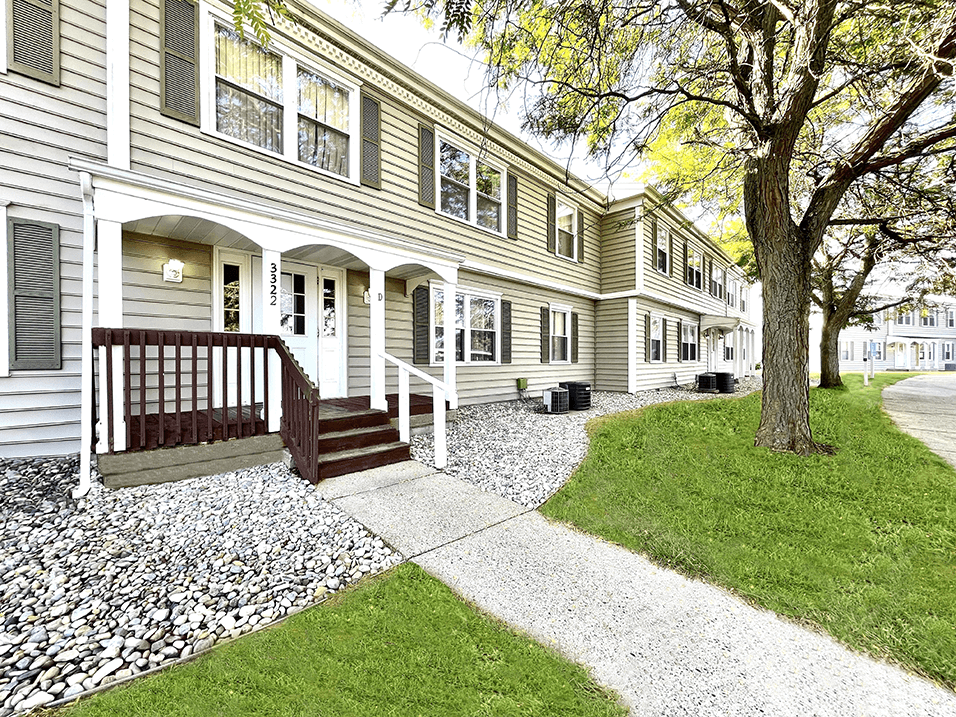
[124,215,259,252]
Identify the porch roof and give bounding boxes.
[700,315,742,333]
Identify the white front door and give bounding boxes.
[277,262,318,380]
[317,267,346,398]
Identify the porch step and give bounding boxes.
[98,434,286,489]
[316,441,411,481]
[318,409,391,434]
[315,424,401,453]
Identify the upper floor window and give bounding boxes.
[685,246,702,289]
[727,278,737,308]
[920,310,937,328]
[872,311,883,326]
[431,285,499,364]
[206,20,358,181]
[896,310,912,326]
[438,138,503,233]
[948,309,955,328]
[556,200,577,260]
[710,266,725,300]
[656,224,669,273]
[741,285,748,313]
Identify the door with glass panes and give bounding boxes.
[317,268,345,398]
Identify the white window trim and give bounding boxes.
[944,342,953,361]
[649,312,663,363]
[0,202,8,377]
[200,9,362,185]
[948,310,955,328]
[655,224,669,274]
[554,197,579,262]
[685,245,703,290]
[434,130,507,238]
[428,282,502,367]
[681,322,699,362]
[549,302,572,364]
[214,248,252,333]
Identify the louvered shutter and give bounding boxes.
[412,285,429,364]
[662,318,668,361]
[677,320,683,362]
[506,173,518,240]
[8,219,60,370]
[540,306,550,363]
[418,124,435,209]
[501,300,512,364]
[571,312,579,363]
[160,0,200,125]
[683,242,689,284]
[546,194,556,254]
[8,0,59,85]
[668,233,674,277]
[360,93,382,189]
[576,211,585,264]
[645,314,651,363]
[650,217,657,266]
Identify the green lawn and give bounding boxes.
[56,563,625,717]
[542,373,956,686]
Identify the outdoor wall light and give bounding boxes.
[163,259,184,283]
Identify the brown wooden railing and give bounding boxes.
[272,338,322,484]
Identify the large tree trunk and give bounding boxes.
[819,316,843,388]
[745,153,818,455]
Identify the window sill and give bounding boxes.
[437,207,506,240]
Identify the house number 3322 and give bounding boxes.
[269,263,278,306]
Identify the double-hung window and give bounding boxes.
[920,310,936,328]
[431,285,499,364]
[710,266,725,299]
[208,19,358,181]
[685,247,702,289]
[896,310,912,326]
[741,286,748,313]
[556,200,577,260]
[948,309,955,328]
[945,342,953,361]
[656,225,669,273]
[872,342,883,360]
[681,323,698,361]
[550,305,571,363]
[727,278,737,308]
[649,315,662,362]
[438,137,503,233]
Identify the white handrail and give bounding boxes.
[380,352,454,469]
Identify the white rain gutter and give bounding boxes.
[74,172,95,499]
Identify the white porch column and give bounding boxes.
[261,249,282,432]
[97,219,126,453]
[106,0,130,169]
[369,268,387,411]
[934,341,940,369]
[735,327,743,378]
[443,281,458,409]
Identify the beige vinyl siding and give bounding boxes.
[126,0,603,296]
[0,0,107,456]
[600,209,636,294]
[633,300,708,392]
[594,298,629,392]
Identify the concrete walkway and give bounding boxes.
[320,461,956,717]
[882,372,956,469]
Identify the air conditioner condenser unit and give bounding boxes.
[542,387,569,414]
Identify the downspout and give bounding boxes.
[74,172,95,499]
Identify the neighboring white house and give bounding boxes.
[1,0,759,485]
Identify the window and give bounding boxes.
[872,311,883,326]
[727,278,737,308]
[685,247,702,289]
[896,310,912,326]
[206,18,358,180]
[656,225,669,273]
[431,285,499,364]
[710,265,725,299]
[681,323,698,361]
[550,306,571,363]
[556,201,576,259]
[279,272,306,335]
[945,342,953,361]
[724,339,734,361]
[5,0,60,84]
[222,263,241,331]
[741,286,748,313]
[840,341,852,361]
[437,137,503,233]
[871,342,883,360]
[919,344,926,360]
[948,310,955,328]
[649,315,662,362]
[920,310,937,327]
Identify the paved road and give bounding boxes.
[882,373,956,469]
[320,461,956,717]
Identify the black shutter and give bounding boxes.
[683,242,689,284]
[418,124,435,209]
[501,300,512,364]
[8,219,60,370]
[668,232,674,277]
[677,320,683,362]
[546,193,556,254]
[576,211,585,264]
[8,0,59,85]
[540,306,550,363]
[650,217,657,266]
[412,285,429,364]
[662,318,668,361]
[507,173,518,240]
[571,312,579,363]
[645,313,651,363]
[160,0,200,125]
[360,93,382,189]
